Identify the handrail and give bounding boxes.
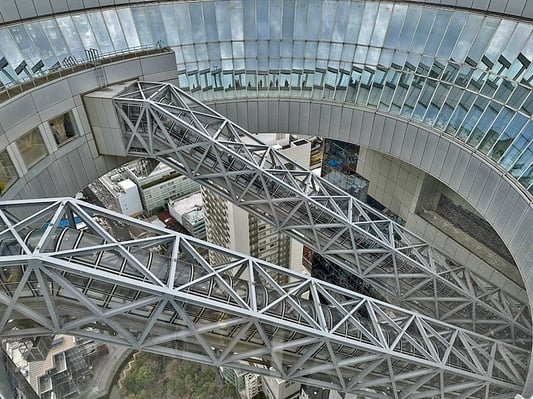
[0,45,171,104]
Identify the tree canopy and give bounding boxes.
[121,353,238,399]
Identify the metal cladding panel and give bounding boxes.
[83,84,130,157]
[400,124,417,162]
[212,102,228,122]
[33,1,53,15]
[439,143,460,184]
[420,132,438,172]
[488,0,508,13]
[471,0,491,9]
[0,0,18,20]
[44,162,70,196]
[247,101,259,133]
[338,106,352,140]
[514,211,533,256]
[104,60,143,84]
[505,0,528,16]
[258,101,269,133]
[318,103,331,135]
[360,112,374,147]
[501,191,529,240]
[236,101,249,130]
[410,128,427,168]
[476,172,504,214]
[525,1,533,18]
[379,118,396,154]
[428,138,449,178]
[288,101,300,133]
[389,120,406,159]
[449,148,470,191]
[10,180,33,199]
[37,98,77,123]
[83,0,101,7]
[69,148,90,185]
[485,181,512,224]
[329,105,342,138]
[516,224,533,275]
[297,102,310,134]
[23,153,54,182]
[459,157,480,197]
[14,0,37,20]
[348,109,363,143]
[140,53,176,75]
[49,0,69,13]
[0,95,38,135]
[278,101,290,133]
[468,162,491,207]
[493,190,524,237]
[226,102,239,127]
[56,155,79,193]
[267,101,279,133]
[27,174,46,198]
[369,113,384,149]
[309,103,321,135]
[67,71,102,97]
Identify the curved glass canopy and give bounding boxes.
[0,0,531,193]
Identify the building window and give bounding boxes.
[49,111,78,146]
[0,150,18,195]
[16,129,48,169]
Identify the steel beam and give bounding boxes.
[112,81,531,349]
[0,198,528,398]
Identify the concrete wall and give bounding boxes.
[357,147,424,221]
[357,148,525,299]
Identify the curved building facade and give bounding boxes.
[0,0,531,395]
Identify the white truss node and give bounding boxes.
[112,81,531,350]
[0,198,528,399]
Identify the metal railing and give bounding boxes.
[0,44,171,103]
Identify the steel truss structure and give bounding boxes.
[113,82,531,350]
[0,198,529,398]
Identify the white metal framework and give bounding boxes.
[112,82,530,349]
[0,198,528,398]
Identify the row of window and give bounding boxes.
[0,2,529,191]
[0,110,79,194]
[185,68,533,194]
[0,2,531,85]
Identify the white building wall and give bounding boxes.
[262,375,300,399]
[227,201,251,256]
[117,179,143,217]
[207,139,310,273]
[141,175,200,213]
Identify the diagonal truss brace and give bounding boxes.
[111,81,531,348]
[0,198,528,399]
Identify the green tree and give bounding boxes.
[121,353,238,399]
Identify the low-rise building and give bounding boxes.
[168,193,205,240]
[124,160,200,214]
[96,172,143,217]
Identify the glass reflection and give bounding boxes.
[0,150,18,195]
[16,129,48,170]
[49,111,79,146]
[0,0,529,191]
